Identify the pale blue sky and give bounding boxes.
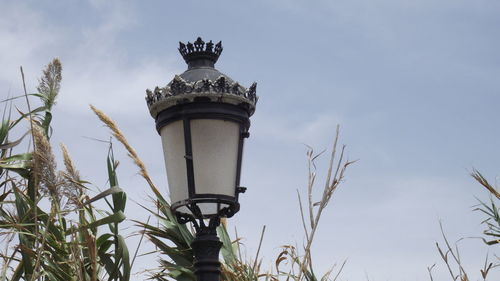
[1,0,500,280]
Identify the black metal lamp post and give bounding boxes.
[146,37,257,281]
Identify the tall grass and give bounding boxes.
[0,59,130,281]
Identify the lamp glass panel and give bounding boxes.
[190,119,239,199]
[160,120,189,208]
[197,202,230,216]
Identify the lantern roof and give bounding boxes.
[146,37,258,119]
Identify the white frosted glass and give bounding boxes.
[160,120,189,206]
[176,206,192,215]
[198,203,230,216]
[198,203,218,215]
[190,119,239,197]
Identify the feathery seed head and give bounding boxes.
[32,123,60,199]
[37,58,62,110]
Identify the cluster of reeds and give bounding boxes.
[0,59,131,281]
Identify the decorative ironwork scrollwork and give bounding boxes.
[205,40,214,52]
[170,75,186,95]
[214,41,223,56]
[146,76,258,108]
[214,76,228,93]
[193,37,204,51]
[246,82,258,103]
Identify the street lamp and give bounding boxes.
[146,37,257,281]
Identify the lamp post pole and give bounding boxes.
[146,37,257,281]
[191,218,223,281]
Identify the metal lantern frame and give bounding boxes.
[154,102,250,223]
[146,37,257,281]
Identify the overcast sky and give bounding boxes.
[1,0,500,280]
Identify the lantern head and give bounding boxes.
[146,37,257,222]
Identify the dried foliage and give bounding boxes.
[470,169,500,246]
[471,169,500,200]
[428,169,500,281]
[32,122,60,201]
[36,58,62,111]
[429,222,499,281]
[90,105,161,198]
[275,125,352,281]
[59,143,85,209]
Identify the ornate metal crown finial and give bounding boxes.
[178,37,223,65]
[146,37,257,118]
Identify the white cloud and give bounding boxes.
[60,56,176,115]
[0,1,180,116]
[0,2,62,89]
